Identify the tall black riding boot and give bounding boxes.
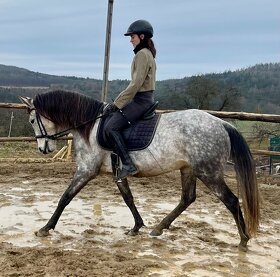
[109,130,138,179]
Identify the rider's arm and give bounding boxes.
[114,49,152,109]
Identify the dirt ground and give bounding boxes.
[0,161,279,277]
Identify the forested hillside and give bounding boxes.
[1,62,279,112]
[0,64,103,100]
[155,63,280,113]
[0,62,279,136]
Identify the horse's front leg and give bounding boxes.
[116,178,145,235]
[35,171,93,237]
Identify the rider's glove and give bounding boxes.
[103,103,118,116]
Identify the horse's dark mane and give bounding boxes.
[33,90,103,141]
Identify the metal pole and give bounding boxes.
[101,0,114,102]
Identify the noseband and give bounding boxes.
[30,109,70,140]
[34,111,57,140]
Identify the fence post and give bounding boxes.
[101,0,114,102]
[8,111,14,137]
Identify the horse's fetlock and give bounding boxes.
[190,194,196,204]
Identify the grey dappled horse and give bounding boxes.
[20,90,260,251]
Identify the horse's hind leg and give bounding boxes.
[201,176,250,251]
[150,166,196,236]
[116,178,145,235]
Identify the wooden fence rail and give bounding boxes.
[0,103,26,109]
[0,137,71,142]
[159,109,280,123]
[1,102,280,157]
[2,102,280,123]
[204,110,280,123]
[0,136,278,156]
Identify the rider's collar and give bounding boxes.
[133,40,148,55]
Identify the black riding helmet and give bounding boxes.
[124,19,153,38]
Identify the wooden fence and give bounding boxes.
[2,103,280,123]
[1,102,280,157]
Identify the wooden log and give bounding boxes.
[204,110,280,123]
[0,103,26,109]
[157,109,280,123]
[66,139,73,160]
[0,157,66,163]
[0,138,279,157]
[1,102,280,123]
[251,149,280,157]
[0,136,72,142]
[52,146,67,159]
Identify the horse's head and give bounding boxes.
[20,96,58,154]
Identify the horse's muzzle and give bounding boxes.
[39,140,52,154]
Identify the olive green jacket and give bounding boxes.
[114,48,156,109]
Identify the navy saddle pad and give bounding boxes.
[97,113,161,151]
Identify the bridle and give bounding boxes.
[30,105,105,141]
[34,110,71,140]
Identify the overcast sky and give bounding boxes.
[0,0,279,80]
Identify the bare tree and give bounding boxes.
[252,122,280,145]
[185,76,217,109]
[185,76,241,111]
[218,86,240,111]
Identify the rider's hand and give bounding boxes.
[103,103,118,116]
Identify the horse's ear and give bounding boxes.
[19,96,33,109]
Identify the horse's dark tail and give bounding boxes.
[223,123,260,237]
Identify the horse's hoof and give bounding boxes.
[125,229,139,236]
[35,229,50,237]
[238,243,248,252]
[150,229,163,237]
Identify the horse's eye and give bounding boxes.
[30,119,35,124]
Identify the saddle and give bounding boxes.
[97,102,161,151]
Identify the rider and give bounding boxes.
[104,19,157,179]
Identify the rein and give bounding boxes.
[33,105,105,140]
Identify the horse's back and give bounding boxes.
[143,109,231,175]
[156,109,229,143]
[162,109,223,126]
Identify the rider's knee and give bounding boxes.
[105,126,119,138]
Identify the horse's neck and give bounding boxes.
[71,122,111,174]
[71,118,100,152]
